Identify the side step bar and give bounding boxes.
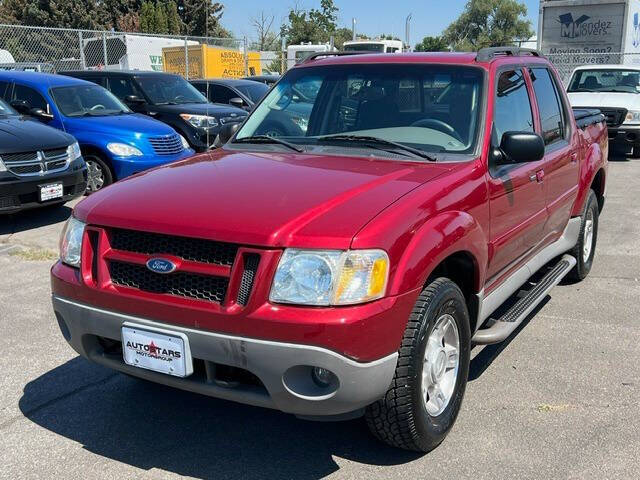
[472,254,577,345]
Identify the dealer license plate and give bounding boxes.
[39,183,63,202]
[122,324,193,377]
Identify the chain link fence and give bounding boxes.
[547,52,640,85]
[0,24,275,80]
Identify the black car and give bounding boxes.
[62,71,248,152]
[0,98,86,214]
[242,74,280,86]
[190,78,269,111]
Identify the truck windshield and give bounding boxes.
[235,64,484,155]
[51,85,131,117]
[135,75,208,105]
[568,69,640,93]
[344,43,385,52]
[0,98,19,117]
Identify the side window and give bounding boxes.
[0,81,9,98]
[13,84,49,112]
[193,83,208,98]
[108,77,139,100]
[494,69,534,142]
[529,68,565,146]
[210,85,236,103]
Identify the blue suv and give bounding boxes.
[0,72,194,192]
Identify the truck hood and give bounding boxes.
[62,113,176,137]
[567,92,640,110]
[75,148,451,249]
[0,117,73,154]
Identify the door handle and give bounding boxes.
[570,152,578,163]
[529,173,537,182]
[536,169,545,182]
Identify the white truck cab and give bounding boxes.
[567,64,640,156]
[342,39,404,53]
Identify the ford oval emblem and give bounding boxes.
[146,258,176,274]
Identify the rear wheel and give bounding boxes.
[365,278,471,452]
[84,154,113,194]
[632,145,640,158]
[568,189,599,281]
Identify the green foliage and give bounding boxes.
[0,0,108,29]
[166,2,182,35]
[281,0,339,45]
[414,36,449,52]
[181,0,230,37]
[443,0,533,51]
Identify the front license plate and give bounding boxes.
[39,183,63,202]
[122,324,193,377]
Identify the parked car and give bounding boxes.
[0,72,193,192]
[190,78,269,111]
[63,70,248,152]
[242,74,280,86]
[51,48,607,452]
[0,98,86,214]
[567,65,640,157]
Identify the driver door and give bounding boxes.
[486,68,548,281]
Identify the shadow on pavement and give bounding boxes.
[19,357,421,480]
[0,204,72,235]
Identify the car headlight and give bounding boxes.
[180,113,218,129]
[66,141,82,161]
[106,142,143,157]
[178,134,190,149]
[0,157,6,172]
[59,217,86,267]
[269,249,389,306]
[624,110,640,125]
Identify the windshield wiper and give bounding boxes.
[316,134,436,161]
[233,135,304,152]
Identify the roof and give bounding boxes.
[0,70,93,87]
[64,69,180,77]
[192,78,260,87]
[572,64,640,72]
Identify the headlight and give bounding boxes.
[624,110,640,125]
[0,157,6,172]
[59,217,86,267]
[180,113,218,129]
[107,142,143,157]
[270,249,389,306]
[67,141,82,161]
[178,134,190,149]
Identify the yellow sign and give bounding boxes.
[162,45,261,79]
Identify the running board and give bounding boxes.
[472,254,576,345]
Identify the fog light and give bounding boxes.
[311,367,335,387]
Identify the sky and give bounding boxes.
[223,0,540,46]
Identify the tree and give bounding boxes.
[153,2,168,33]
[139,1,155,33]
[250,11,278,51]
[180,0,230,37]
[0,0,109,29]
[414,36,449,52]
[166,1,182,35]
[443,0,533,51]
[281,0,338,45]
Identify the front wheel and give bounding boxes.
[84,154,113,194]
[365,278,471,452]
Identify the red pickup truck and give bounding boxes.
[52,48,608,452]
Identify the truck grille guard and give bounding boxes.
[80,226,266,310]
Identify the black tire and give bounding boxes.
[84,153,113,194]
[633,145,640,159]
[567,189,599,281]
[365,278,471,452]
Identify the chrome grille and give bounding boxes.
[1,147,70,177]
[148,135,184,155]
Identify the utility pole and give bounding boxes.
[405,13,412,52]
[352,18,356,41]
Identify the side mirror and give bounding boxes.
[229,97,244,109]
[125,95,145,105]
[216,122,241,146]
[10,99,31,114]
[498,131,545,164]
[29,108,54,121]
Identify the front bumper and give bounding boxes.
[52,295,398,417]
[111,150,194,180]
[0,163,87,214]
[608,124,640,147]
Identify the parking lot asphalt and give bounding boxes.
[1,158,639,480]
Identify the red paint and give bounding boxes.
[52,53,608,361]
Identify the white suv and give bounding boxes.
[567,65,640,157]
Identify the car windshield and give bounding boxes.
[0,98,18,117]
[344,43,386,52]
[236,82,269,103]
[136,75,208,105]
[568,69,640,93]
[51,85,131,117]
[235,64,484,156]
